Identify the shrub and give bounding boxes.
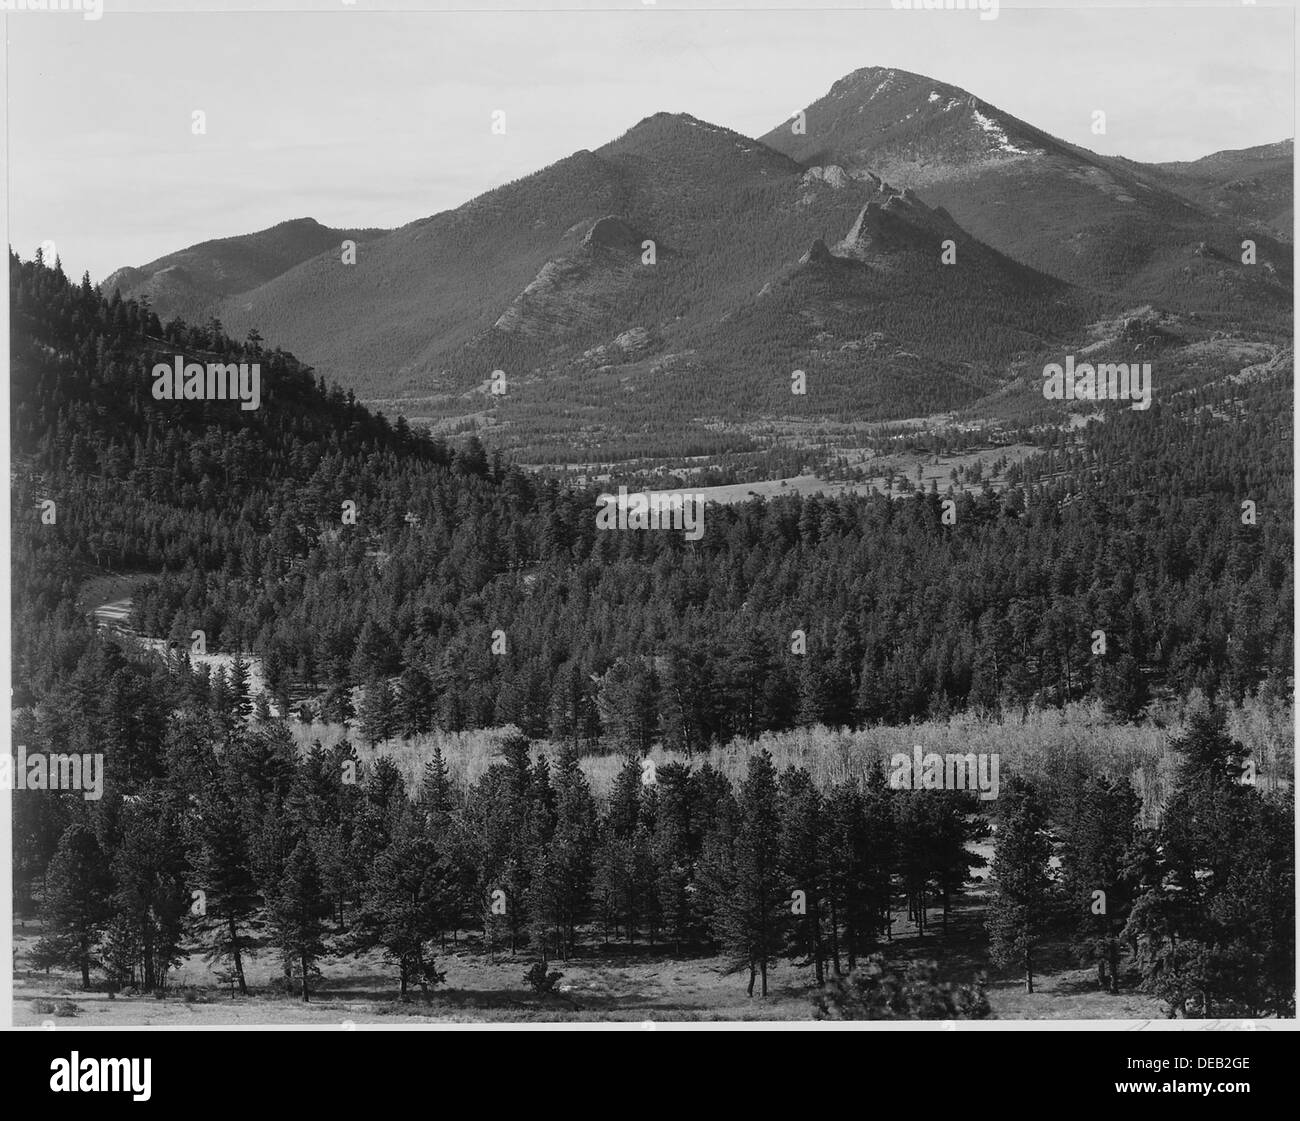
[813,955,991,1020]
[524,961,563,994]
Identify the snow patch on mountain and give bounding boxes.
[971,107,1028,154]
[870,71,897,98]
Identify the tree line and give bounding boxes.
[19,644,1291,1015]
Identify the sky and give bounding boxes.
[3,0,1294,281]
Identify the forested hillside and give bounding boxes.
[101,217,387,328]
[13,253,1292,738]
[10,253,1293,1016]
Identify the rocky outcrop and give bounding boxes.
[800,165,851,189]
[582,216,646,254]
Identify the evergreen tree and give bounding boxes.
[1059,775,1140,993]
[188,778,257,995]
[229,655,253,722]
[652,761,697,952]
[395,665,436,738]
[1130,703,1295,1016]
[709,751,786,997]
[596,659,660,755]
[108,791,189,992]
[269,836,331,1001]
[418,744,454,824]
[548,659,598,751]
[1097,653,1149,724]
[986,777,1053,993]
[779,767,827,985]
[358,676,397,747]
[526,743,596,961]
[35,823,112,989]
[822,779,872,972]
[353,817,453,999]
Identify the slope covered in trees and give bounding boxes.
[12,253,1292,738]
[9,253,1293,1016]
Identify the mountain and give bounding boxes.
[761,67,1291,314]
[96,67,1291,453]
[213,114,865,391]
[209,111,1064,422]
[100,217,386,325]
[699,173,1082,418]
[1139,140,1293,242]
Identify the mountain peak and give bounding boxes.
[829,66,935,97]
[612,111,766,150]
[602,110,801,178]
[98,216,386,318]
[763,66,1055,188]
[764,65,1290,297]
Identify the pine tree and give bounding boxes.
[1097,653,1149,724]
[320,681,355,725]
[269,836,331,1001]
[796,658,832,728]
[418,744,454,824]
[396,665,436,738]
[253,691,273,723]
[358,676,397,747]
[726,631,774,742]
[823,769,895,971]
[289,741,358,927]
[986,777,1054,993]
[526,743,596,961]
[353,816,453,999]
[596,658,660,755]
[1135,703,1294,1017]
[229,655,253,721]
[605,753,643,840]
[661,642,717,756]
[464,732,536,954]
[779,767,827,985]
[711,750,786,997]
[548,660,598,750]
[187,778,257,995]
[36,823,112,989]
[352,619,398,680]
[1059,775,1140,993]
[652,761,696,952]
[108,791,189,992]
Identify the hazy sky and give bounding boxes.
[4,0,1293,280]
